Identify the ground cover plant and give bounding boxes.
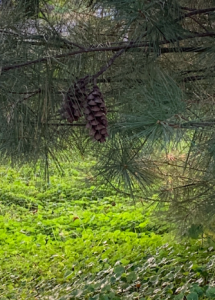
[0,159,215,300]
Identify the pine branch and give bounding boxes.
[181,66,215,75]
[93,49,125,80]
[48,123,86,126]
[2,32,215,73]
[6,90,42,95]
[176,7,215,22]
[180,6,197,11]
[155,46,210,54]
[189,16,210,33]
[163,120,215,129]
[153,160,208,174]
[181,121,215,128]
[183,75,215,82]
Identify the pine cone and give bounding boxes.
[60,77,88,123]
[84,85,108,143]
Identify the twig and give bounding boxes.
[47,123,86,126]
[180,6,197,11]
[6,90,41,95]
[176,7,215,22]
[164,120,215,129]
[5,89,41,122]
[22,89,41,101]
[189,16,210,33]
[93,49,125,79]
[183,74,215,82]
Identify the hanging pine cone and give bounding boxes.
[60,77,89,123]
[84,85,108,143]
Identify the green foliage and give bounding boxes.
[0,161,215,299]
[16,0,40,17]
[187,225,204,240]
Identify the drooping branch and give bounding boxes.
[164,120,215,129]
[2,32,215,73]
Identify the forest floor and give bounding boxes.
[0,158,215,299]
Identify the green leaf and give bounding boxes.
[101,284,111,292]
[190,285,204,296]
[113,265,125,275]
[186,292,198,300]
[174,293,184,300]
[89,295,100,300]
[206,287,215,298]
[70,290,83,297]
[126,271,137,282]
[100,295,109,300]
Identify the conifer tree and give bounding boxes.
[1,0,215,231]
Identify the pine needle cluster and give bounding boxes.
[1,0,215,230]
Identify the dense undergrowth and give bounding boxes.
[0,159,215,299]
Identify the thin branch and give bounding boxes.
[2,32,215,73]
[181,66,215,75]
[69,40,142,85]
[181,121,215,128]
[22,89,41,101]
[47,123,86,126]
[180,6,196,11]
[1,89,41,110]
[176,7,215,22]
[93,49,125,80]
[160,182,206,193]
[183,74,215,82]
[189,16,210,33]
[159,161,210,174]
[6,90,42,95]
[163,120,215,129]
[160,46,210,54]
[103,178,172,202]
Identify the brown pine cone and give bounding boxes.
[60,77,89,123]
[84,85,108,143]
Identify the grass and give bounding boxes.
[0,158,215,299]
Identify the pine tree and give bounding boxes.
[1,0,215,231]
